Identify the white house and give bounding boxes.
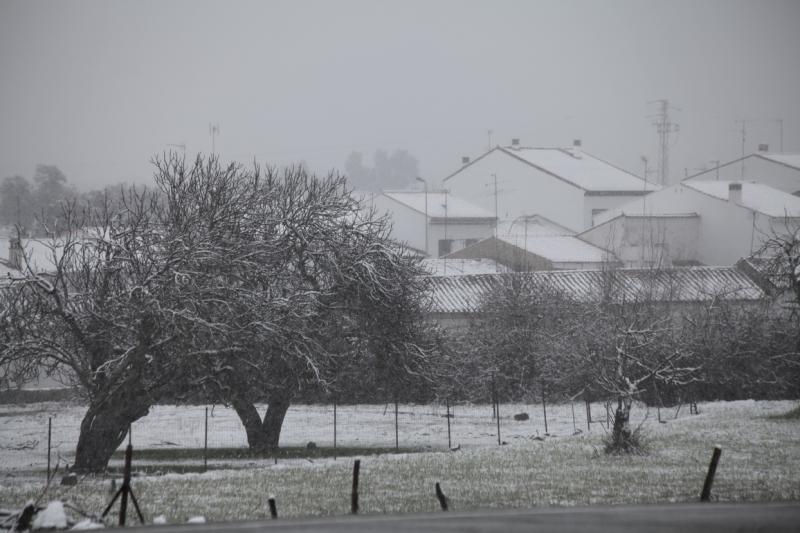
[363,190,497,257]
[686,150,800,196]
[446,214,617,271]
[442,142,659,232]
[579,180,800,267]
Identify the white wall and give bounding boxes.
[428,220,495,257]
[370,194,428,253]
[444,150,586,231]
[584,193,648,229]
[369,194,495,257]
[745,157,800,195]
[582,184,793,266]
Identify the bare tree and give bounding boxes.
[0,186,202,471]
[151,155,435,451]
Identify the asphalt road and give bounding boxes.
[125,502,800,532]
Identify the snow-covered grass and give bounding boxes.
[0,400,621,473]
[1,400,798,524]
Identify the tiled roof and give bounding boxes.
[427,267,764,314]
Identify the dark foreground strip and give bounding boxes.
[121,502,800,533]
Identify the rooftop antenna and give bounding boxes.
[487,129,493,151]
[647,99,680,186]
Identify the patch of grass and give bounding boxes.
[111,446,419,462]
[768,404,800,420]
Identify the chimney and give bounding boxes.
[511,138,520,148]
[461,156,470,165]
[8,237,23,270]
[728,182,742,204]
[570,139,583,159]
[758,143,769,152]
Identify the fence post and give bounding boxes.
[586,399,591,431]
[204,407,209,472]
[351,459,360,514]
[47,417,52,480]
[333,400,337,452]
[394,398,399,452]
[435,482,448,511]
[491,372,497,420]
[570,401,576,433]
[268,496,277,519]
[492,373,501,445]
[541,381,548,435]
[700,446,722,502]
[446,399,452,449]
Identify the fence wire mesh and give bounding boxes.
[1,399,680,476]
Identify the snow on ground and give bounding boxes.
[1,400,693,476]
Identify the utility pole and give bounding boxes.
[209,123,220,155]
[735,119,756,178]
[491,173,499,272]
[443,190,448,275]
[415,177,429,256]
[648,100,680,186]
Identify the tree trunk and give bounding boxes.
[231,395,267,450]
[72,400,150,473]
[261,395,291,449]
[606,396,635,454]
[231,392,292,452]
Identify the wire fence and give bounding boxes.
[0,399,687,475]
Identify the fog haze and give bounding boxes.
[1,0,799,189]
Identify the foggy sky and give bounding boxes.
[1,0,799,190]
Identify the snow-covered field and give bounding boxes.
[1,400,798,523]
[2,400,634,474]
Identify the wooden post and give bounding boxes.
[493,376,501,445]
[541,381,548,435]
[333,400,337,452]
[394,398,399,452]
[268,496,277,519]
[570,401,576,432]
[586,399,591,431]
[491,372,497,420]
[47,417,52,480]
[700,446,722,502]
[446,399,452,449]
[351,459,360,514]
[203,406,209,472]
[435,482,448,511]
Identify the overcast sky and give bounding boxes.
[1,0,799,190]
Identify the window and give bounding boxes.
[438,239,453,256]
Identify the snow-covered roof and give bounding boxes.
[758,153,800,171]
[383,191,495,219]
[0,237,61,274]
[686,181,800,218]
[427,267,765,314]
[421,258,510,276]
[497,147,660,193]
[496,214,575,237]
[498,234,611,264]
